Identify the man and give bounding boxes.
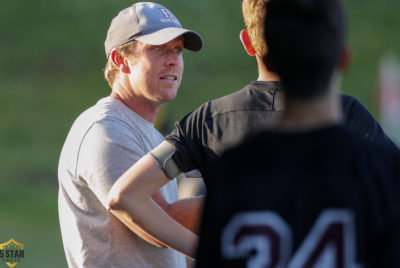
[196,0,400,266]
[106,0,396,260]
[57,2,203,267]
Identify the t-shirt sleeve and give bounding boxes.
[76,119,147,207]
[165,109,204,173]
[341,94,396,146]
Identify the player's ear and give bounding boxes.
[338,46,351,72]
[111,50,131,74]
[240,29,256,56]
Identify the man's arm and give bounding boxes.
[107,153,199,259]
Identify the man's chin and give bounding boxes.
[157,92,178,104]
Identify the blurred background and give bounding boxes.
[1,0,399,266]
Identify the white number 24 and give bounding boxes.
[221,209,361,268]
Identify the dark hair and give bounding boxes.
[264,0,346,100]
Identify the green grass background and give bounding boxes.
[1,0,399,267]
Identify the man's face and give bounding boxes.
[126,37,184,105]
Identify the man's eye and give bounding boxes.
[156,47,164,52]
[175,48,183,53]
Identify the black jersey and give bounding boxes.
[165,81,394,183]
[196,126,400,268]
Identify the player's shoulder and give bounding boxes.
[209,80,283,111]
[340,126,400,176]
[340,93,358,104]
[357,133,400,160]
[172,85,250,126]
[182,81,283,121]
[340,93,371,115]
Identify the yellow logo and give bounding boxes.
[0,239,24,268]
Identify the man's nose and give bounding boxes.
[165,51,181,66]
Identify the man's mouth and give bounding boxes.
[160,75,178,81]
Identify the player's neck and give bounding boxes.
[277,89,342,132]
[257,58,280,81]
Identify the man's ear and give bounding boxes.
[111,50,130,74]
[240,29,256,56]
[339,46,352,72]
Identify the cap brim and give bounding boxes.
[135,27,203,51]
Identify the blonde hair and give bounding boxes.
[103,41,138,88]
[242,0,269,57]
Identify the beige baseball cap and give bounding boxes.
[105,2,204,57]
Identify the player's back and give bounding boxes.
[166,81,394,184]
[196,125,400,268]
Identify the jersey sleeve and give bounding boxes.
[76,118,147,207]
[341,94,395,146]
[165,108,205,173]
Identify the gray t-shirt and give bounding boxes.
[58,97,186,268]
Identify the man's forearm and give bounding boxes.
[109,207,167,248]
